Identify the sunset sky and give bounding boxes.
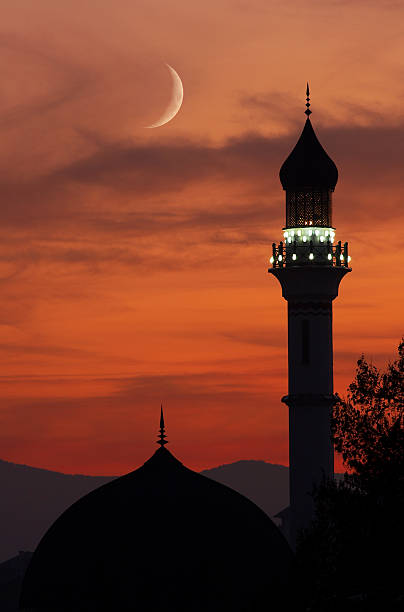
[0,0,403,475]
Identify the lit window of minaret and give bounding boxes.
[269,85,351,549]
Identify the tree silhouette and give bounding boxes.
[333,339,403,496]
[295,340,404,611]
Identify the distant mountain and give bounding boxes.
[0,459,113,563]
[202,460,289,520]
[0,457,291,562]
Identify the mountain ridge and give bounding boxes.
[0,456,292,563]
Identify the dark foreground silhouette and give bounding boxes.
[0,457,290,563]
[19,417,293,612]
[296,341,404,611]
[0,456,292,611]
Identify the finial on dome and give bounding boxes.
[157,404,168,446]
[305,82,312,116]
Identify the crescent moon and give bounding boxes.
[146,64,184,128]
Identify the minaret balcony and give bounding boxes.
[269,238,351,269]
[283,226,335,244]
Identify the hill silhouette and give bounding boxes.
[0,457,291,562]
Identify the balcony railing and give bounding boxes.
[269,240,351,269]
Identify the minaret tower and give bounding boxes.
[269,86,351,547]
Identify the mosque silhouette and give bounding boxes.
[19,89,348,611]
[19,410,293,611]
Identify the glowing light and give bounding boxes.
[284,232,288,238]
[325,231,329,237]
[320,236,325,242]
[292,254,297,260]
[348,255,352,262]
[327,253,332,260]
[288,237,292,243]
[315,230,319,236]
[270,256,274,264]
[340,254,344,261]
[303,236,307,242]
[297,230,301,236]
[278,255,283,261]
[309,230,313,236]
[309,253,314,260]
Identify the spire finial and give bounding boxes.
[157,404,168,446]
[305,82,312,116]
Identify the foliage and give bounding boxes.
[295,340,404,611]
[332,339,404,496]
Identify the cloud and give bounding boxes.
[222,329,285,347]
[1,120,404,228]
[0,119,403,279]
[0,342,93,358]
[46,123,404,214]
[0,367,285,452]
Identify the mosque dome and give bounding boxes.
[20,414,293,611]
[279,87,338,191]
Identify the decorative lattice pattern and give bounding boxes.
[286,190,332,227]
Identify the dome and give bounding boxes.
[279,118,338,191]
[20,438,293,611]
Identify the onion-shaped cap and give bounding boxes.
[279,118,338,191]
[20,445,293,611]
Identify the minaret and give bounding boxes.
[268,85,351,548]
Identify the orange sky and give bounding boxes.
[0,0,403,474]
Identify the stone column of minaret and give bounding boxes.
[269,85,351,549]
